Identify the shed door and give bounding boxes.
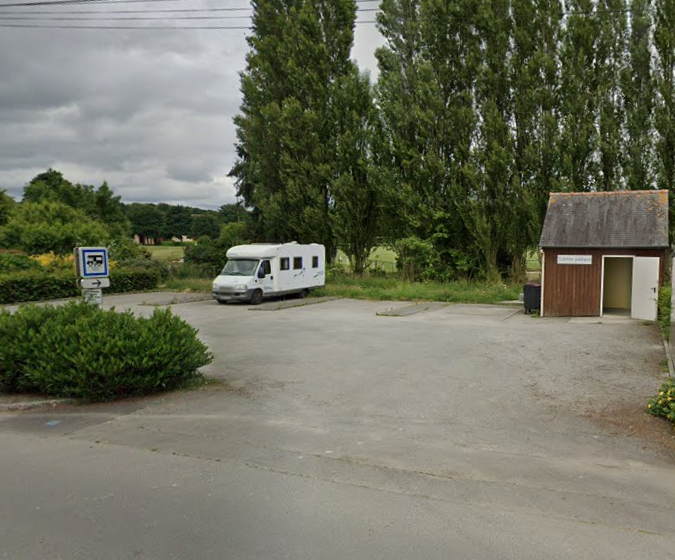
[631,257,659,321]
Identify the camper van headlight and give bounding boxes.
[235,284,248,291]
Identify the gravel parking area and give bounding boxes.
[1,295,673,559]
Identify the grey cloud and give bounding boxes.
[0,8,382,209]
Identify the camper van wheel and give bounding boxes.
[250,289,264,305]
[298,289,309,299]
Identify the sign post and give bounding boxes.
[74,247,110,306]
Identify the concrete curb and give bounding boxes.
[0,398,75,412]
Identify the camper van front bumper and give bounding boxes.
[212,287,255,302]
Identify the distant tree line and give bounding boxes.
[0,170,249,257]
[231,0,675,279]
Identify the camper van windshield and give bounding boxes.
[221,259,259,276]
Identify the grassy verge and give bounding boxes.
[526,250,541,272]
[162,274,519,304]
[147,246,184,262]
[314,276,519,304]
[164,278,212,292]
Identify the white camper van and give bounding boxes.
[211,243,326,305]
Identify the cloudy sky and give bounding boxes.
[0,0,384,208]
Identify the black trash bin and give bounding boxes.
[524,282,541,314]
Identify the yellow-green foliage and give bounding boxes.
[647,378,675,429]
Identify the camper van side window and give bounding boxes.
[312,256,319,268]
[280,258,290,271]
[293,257,303,270]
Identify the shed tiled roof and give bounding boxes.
[539,190,669,248]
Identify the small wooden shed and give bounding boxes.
[539,190,669,319]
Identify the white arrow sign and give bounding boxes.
[79,278,110,289]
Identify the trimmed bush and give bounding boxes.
[117,257,169,281]
[0,268,160,304]
[0,251,42,273]
[107,267,160,293]
[0,302,213,401]
[0,270,78,303]
[647,378,675,429]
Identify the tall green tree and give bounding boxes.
[376,0,482,277]
[230,0,359,259]
[218,203,250,225]
[95,181,131,238]
[654,0,675,192]
[126,203,165,239]
[23,169,97,215]
[0,189,16,227]
[331,69,381,275]
[560,0,600,191]
[190,214,220,240]
[473,0,515,279]
[622,0,655,189]
[510,0,562,266]
[595,0,627,190]
[163,205,193,238]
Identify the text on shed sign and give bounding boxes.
[557,255,593,265]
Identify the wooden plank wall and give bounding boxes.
[542,248,667,317]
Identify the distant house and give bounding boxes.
[133,234,160,246]
[539,190,669,319]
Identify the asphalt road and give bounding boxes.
[1,294,674,559]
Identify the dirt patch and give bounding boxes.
[585,401,675,462]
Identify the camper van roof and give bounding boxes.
[226,243,316,259]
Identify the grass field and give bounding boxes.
[164,278,212,292]
[165,274,518,304]
[146,246,184,262]
[316,276,519,304]
[336,247,398,272]
[526,250,541,271]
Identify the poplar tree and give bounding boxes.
[560,0,600,191]
[230,0,359,257]
[596,0,627,190]
[622,0,655,189]
[654,0,675,191]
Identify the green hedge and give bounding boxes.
[0,268,159,304]
[0,251,42,274]
[0,302,213,401]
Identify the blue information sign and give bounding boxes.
[76,247,109,278]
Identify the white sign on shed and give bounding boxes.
[557,255,592,265]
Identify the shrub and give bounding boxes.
[30,252,74,271]
[117,257,169,281]
[0,303,213,401]
[658,285,671,341]
[108,237,151,261]
[647,378,675,429]
[183,236,227,270]
[0,200,110,255]
[0,268,160,304]
[105,267,160,294]
[0,270,78,303]
[0,251,43,273]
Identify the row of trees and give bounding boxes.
[231,0,675,279]
[0,170,249,255]
[126,201,249,241]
